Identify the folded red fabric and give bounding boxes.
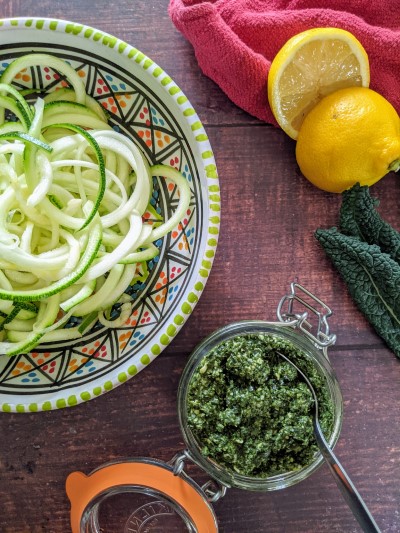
[169,0,400,125]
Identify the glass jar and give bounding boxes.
[67,282,343,532]
[177,320,343,492]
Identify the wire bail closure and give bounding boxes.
[169,450,228,503]
[277,282,337,351]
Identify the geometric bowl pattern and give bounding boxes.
[0,18,220,412]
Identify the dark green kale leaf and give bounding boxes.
[315,227,400,358]
[340,183,400,263]
[339,183,376,238]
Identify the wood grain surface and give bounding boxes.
[0,1,399,532]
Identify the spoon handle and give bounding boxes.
[314,422,381,533]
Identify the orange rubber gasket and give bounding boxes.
[66,461,218,532]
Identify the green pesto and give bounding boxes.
[186,334,334,477]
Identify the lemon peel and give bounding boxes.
[295,87,400,193]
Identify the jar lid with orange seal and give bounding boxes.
[67,456,220,532]
[66,282,343,532]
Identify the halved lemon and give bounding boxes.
[267,27,370,139]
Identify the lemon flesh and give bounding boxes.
[268,28,370,139]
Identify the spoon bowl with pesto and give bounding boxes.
[178,321,343,492]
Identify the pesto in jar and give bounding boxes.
[186,334,334,477]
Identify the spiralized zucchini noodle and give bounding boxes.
[0,53,191,356]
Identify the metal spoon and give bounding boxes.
[276,351,381,533]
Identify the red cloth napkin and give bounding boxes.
[169,0,400,125]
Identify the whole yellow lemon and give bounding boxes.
[295,87,400,193]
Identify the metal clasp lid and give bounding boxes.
[169,450,227,504]
[277,282,336,350]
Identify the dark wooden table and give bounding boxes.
[1,1,399,532]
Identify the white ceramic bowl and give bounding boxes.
[0,17,220,412]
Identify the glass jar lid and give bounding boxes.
[66,457,218,532]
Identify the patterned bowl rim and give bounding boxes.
[0,16,220,413]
